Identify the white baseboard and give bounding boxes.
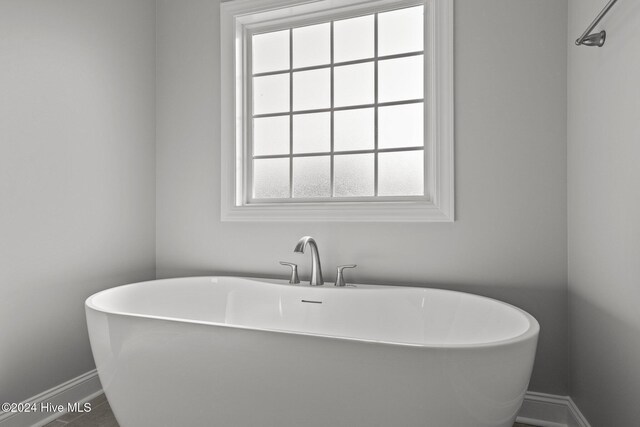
[0,370,102,427]
[1,371,588,427]
[517,391,591,427]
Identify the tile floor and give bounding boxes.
[44,394,537,427]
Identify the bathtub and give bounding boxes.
[86,276,539,427]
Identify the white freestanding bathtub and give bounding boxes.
[86,276,539,427]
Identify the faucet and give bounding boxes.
[294,236,324,286]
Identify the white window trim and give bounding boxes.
[220,0,453,222]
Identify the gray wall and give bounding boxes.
[0,0,156,403]
[156,0,568,395]
[568,0,640,425]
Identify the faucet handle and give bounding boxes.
[335,264,357,287]
[280,261,300,284]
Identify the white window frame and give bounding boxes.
[221,0,453,222]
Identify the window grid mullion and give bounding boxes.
[374,12,379,197]
[330,21,335,197]
[251,50,424,78]
[288,28,294,199]
[253,146,424,160]
[252,98,424,119]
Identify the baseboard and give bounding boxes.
[0,370,102,427]
[517,391,591,427]
[1,372,588,427]
[566,396,592,427]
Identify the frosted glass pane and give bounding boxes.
[293,113,330,154]
[293,23,330,68]
[378,103,424,149]
[253,116,290,156]
[334,15,374,62]
[334,108,374,151]
[293,69,330,111]
[334,62,374,107]
[253,74,289,115]
[378,56,423,103]
[252,30,290,74]
[378,151,424,196]
[334,154,374,197]
[253,158,290,199]
[378,6,424,56]
[293,156,331,198]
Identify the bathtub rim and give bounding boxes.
[85,275,540,350]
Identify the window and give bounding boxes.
[221,0,453,222]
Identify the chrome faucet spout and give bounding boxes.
[294,236,324,286]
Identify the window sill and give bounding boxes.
[221,200,453,222]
